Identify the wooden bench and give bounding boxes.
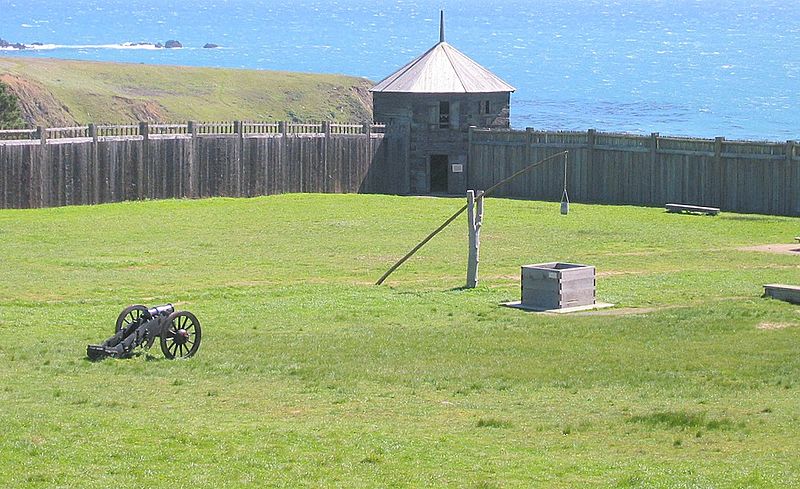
[665,203,720,216]
[795,236,799,243]
[763,284,800,305]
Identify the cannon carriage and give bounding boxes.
[87,304,202,360]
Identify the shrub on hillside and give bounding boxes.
[0,82,24,129]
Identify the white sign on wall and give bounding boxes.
[451,164,463,173]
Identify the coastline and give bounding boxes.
[0,39,216,52]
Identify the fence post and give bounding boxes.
[649,133,658,164]
[278,121,288,192]
[714,136,724,208]
[362,122,372,190]
[35,126,49,206]
[322,121,331,192]
[26,132,37,207]
[525,127,533,163]
[786,140,796,215]
[786,141,800,216]
[40,126,49,204]
[88,124,99,204]
[234,120,243,197]
[587,129,596,201]
[649,132,658,204]
[523,127,535,197]
[138,122,149,199]
[187,121,197,198]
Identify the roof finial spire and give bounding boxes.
[439,10,445,43]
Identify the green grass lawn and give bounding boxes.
[0,194,798,488]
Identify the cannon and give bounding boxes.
[87,304,202,361]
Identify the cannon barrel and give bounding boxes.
[148,304,174,317]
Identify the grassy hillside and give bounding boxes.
[0,57,373,126]
[0,194,799,487]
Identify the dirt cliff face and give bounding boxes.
[350,82,374,121]
[0,74,76,126]
[108,95,167,122]
[1,74,167,125]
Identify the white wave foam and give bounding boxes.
[0,42,178,51]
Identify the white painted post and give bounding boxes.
[466,189,484,288]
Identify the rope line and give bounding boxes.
[375,150,569,285]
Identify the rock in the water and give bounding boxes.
[0,38,27,49]
[164,40,182,49]
[155,42,163,48]
[203,43,219,49]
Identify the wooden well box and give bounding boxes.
[521,262,596,310]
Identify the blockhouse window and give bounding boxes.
[479,100,490,114]
[439,101,450,129]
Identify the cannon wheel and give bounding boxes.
[115,304,149,334]
[160,311,201,359]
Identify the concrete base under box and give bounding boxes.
[501,301,615,314]
[763,284,800,304]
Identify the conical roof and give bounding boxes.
[370,13,515,94]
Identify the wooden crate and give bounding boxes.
[521,262,596,310]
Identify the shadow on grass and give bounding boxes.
[448,285,471,292]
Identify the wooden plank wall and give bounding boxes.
[468,129,799,216]
[0,129,392,209]
[3,123,796,216]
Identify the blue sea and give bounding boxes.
[2,0,799,141]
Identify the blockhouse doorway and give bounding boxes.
[430,155,449,193]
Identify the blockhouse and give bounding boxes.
[371,12,515,194]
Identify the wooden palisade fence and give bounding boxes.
[1,122,798,216]
[0,121,398,209]
[468,128,799,216]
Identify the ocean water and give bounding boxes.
[2,0,799,141]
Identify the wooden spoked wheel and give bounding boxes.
[160,311,201,359]
[115,304,149,334]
